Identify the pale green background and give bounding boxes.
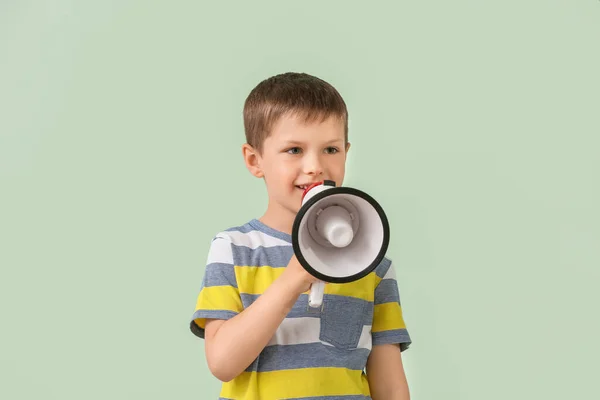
[1,1,598,399]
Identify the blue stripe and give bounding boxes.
[248,218,293,242]
[189,320,204,338]
[244,342,371,372]
[372,328,411,351]
[374,279,400,305]
[373,257,392,279]
[203,262,237,288]
[191,309,238,321]
[224,222,255,234]
[240,293,374,323]
[189,309,238,339]
[231,243,294,268]
[224,219,293,243]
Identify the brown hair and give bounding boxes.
[243,72,348,154]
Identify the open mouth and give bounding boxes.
[295,185,308,191]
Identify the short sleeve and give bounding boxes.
[189,235,243,339]
[372,259,412,351]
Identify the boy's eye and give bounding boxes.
[285,147,339,155]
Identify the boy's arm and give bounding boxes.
[366,344,410,400]
[204,255,316,382]
[367,258,412,399]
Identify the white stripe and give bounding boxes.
[268,317,372,351]
[357,325,373,351]
[382,262,397,280]
[206,236,234,265]
[268,317,320,346]
[222,230,290,250]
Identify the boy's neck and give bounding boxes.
[258,204,295,235]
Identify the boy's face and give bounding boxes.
[244,113,350,218]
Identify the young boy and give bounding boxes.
[189,72,412,400]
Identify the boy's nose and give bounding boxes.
[303,156,324,176]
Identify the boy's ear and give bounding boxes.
[345,142,351,154]
[242,143,264,178]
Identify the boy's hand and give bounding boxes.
[280,254,320,295]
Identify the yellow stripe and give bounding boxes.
[234,265,285,295]
[195,286,243,314]
[221,368,370,400]
[325,272,380,302]
[373,272,384,287]
[235,265,382,301]
[372,302,406,332]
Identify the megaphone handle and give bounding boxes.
[308,280,326,308]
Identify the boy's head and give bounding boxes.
[242,72,351,219]
[243,72,349,155]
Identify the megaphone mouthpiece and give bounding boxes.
[315,205,354,247]
[301,180,337,202]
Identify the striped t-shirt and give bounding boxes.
[190,218,411,400]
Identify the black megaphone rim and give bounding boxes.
[291,186,390,284]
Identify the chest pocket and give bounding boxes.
[319,295,368,350]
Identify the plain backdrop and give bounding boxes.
[1,1,599,399]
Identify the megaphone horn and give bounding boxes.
[292,180,390,308]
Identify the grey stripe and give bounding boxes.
[189,309,238,339]
[248,218,293,243]
[244,342,370,372]
[224,222,255,234]
[320,295,369,350]
[189,320,204,338]
[373,257,392,279]
[231,243,294,268]
[203,262,237,288]
[374,279,400,305]
[223,219,293,244]
[241,293,374,323]
[191,309,238,320]
[372,328,411,351]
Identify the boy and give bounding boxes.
[189,72,412,399]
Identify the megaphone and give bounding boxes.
[292,180,390,308]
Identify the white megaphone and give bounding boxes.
[292,180,390,308]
